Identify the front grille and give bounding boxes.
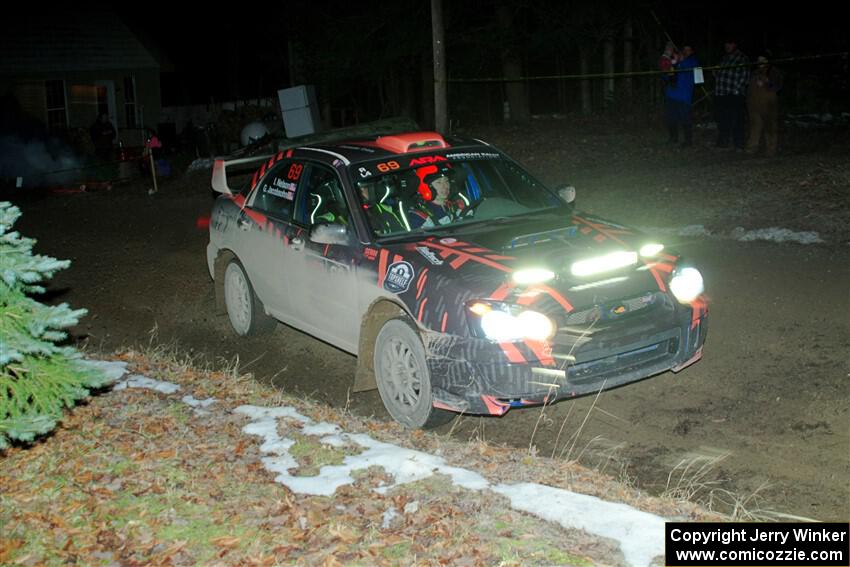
[565,291,665,326]
[550,292,681,387]
[567,337,679,384]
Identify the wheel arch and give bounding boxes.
[213,248,237,314]
[353,297,417,392]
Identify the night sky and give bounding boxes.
[117,1,847,109]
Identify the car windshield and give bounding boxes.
[351,153,567,239]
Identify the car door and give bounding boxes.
[236,158,306,321]
[283,162,361,352]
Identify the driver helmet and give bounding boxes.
[416,163,452,201]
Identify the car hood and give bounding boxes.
[382,211,676,308]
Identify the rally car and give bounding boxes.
[206,131,707,428]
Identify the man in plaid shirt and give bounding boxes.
[714,39,750,149]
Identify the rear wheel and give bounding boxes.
[374,319,454,429]
[223,259,276,336]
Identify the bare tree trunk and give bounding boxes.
[420,53,435,129]
[580,46,592,115]
[321,100,332,128]
[431,0,448,133]
[227,32,240,101]
[623,19,634,105]
[556,52,567,112]
[496,4,530,124]
[603,36,615,112]
[287,40,302,86]
[399,66,415,120]
[502,57,529,123]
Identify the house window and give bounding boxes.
[45,79,67,130]
[124,76,137,128]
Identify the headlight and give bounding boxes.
[669,267,704,303]
[639,243,664,257]
[467,301,556,342]
[570,251,637,277]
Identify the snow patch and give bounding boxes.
[77,359,129,384]
[381,506,399,529]
[493,482,665,567]
[641,224,824,244]
[302,422,342,436]
[730,226,824,244]
[234,405,310,424]
[182,395,216,415]
[182,395,216,408]
[113,374,180,394]
[106,371,667,567]
[237,404,665,567]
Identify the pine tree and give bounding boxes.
[0,201,111,448]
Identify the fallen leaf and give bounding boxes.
[210,536,241,548]
[0,540,24,563]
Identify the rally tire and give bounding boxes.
[374,318,454,429]
[223,259,276,337]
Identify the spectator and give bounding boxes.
[664,45,699,147]
[713,39,750,150]
[89,112,116,161]
[746,54,783,156]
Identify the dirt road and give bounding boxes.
[16,123,850,520]
[15,180,847,522]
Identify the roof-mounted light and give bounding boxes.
[372,132,448,154]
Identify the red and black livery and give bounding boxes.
[207,131,708,428]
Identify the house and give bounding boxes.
[0,9,163,147]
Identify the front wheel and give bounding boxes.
[374,319,454,429]
[223,259,276,336]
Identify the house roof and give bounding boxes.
[0,9,160,75]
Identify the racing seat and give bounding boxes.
[360,177,405,235]
[309,180,347,225]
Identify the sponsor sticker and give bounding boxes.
[439,238,457,245]
[339,145,376,153]
[266,178,296,200]
[384,261,414,294]
[409,155,448,167]
[445,151,500,160]
[416,246,444,265]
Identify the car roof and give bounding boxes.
[286,131,496,166]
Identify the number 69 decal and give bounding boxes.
[287,163,303,181]
[376,161,400,173]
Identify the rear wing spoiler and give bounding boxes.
[211,117,422,195]
[211,154,274,195]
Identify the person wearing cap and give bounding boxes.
[713,39,750,150]
[407,169,468,228]
[746,54,783,156]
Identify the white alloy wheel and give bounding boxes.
[223,259,275,336]
[374,319,453,429]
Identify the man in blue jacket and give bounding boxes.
[664,45,699,148]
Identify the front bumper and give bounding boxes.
[424,300,708,416]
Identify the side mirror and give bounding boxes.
[556,184,576,204]
[310,223,351,246]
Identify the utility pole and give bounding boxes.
[431,0,448,133]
